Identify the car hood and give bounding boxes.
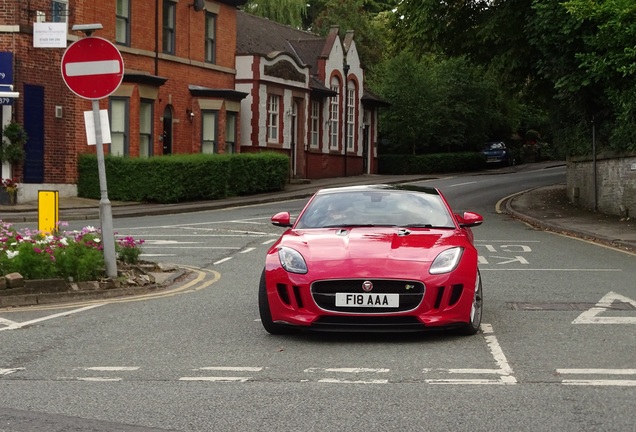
[277,227,469,263]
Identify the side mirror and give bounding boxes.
[458,211,483,228]
[271,211,293,227]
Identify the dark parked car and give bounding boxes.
[481,142,513,166]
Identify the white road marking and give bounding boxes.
[179,377,252,382]
[140,254,175,257]
[572,291,636,324]
[304,368,390,373]
[317,378,388,384]
[449,181,477,187]
[557,369,636,375]
[0,304,105,332]
[557,368,636,386]
[262,239,277,245]
[77,377,122,382]
[424,324,517,385]
[0,368,24,376]
[0,317,18,326]
[482,324,515,377]
[240,248,255,254]
[562,380,636,386]
[143,246,241,249]
[196,367,262,372]
[213,257,233,265]
[144,240,201,245]
[75,367,139,371]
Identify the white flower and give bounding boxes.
[59,237,69,246]
[94,238,101,243]
[6,250,19,259]
[84,225,96,232]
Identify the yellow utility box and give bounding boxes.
[38,190,59,234]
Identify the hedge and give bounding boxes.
[77,152,290,204]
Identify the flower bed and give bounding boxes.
[0,221,145,282]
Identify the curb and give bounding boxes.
[501,194,636,254]
[0,268,186,308]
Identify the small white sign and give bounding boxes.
[84,110,112,145]
[33,22,67,48]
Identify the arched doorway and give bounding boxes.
[162,105,173,155]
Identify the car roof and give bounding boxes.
[315,184,441,196]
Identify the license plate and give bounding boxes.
[335,293,399,308]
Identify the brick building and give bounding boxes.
[1,2,389,203]
[1,0,247,202]
[235,11,389,180]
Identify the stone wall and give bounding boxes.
[567,152,636,218]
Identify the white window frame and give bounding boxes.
[116,0,131,45]
[267,94,279,142]
[109,98,129,157]
[329,83,339,150]
[51,0,68,23]
[346,86,355,151]
[202,111,218,154]
[162,0,176,54]
[205,12,217,63]
[139,99,154,158]
[225,112,237,153]
[310,100,320,148]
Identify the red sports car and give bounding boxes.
[259,184,484,335]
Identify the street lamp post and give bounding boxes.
[343,61,350,177]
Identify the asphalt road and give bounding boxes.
[1,165,634,432]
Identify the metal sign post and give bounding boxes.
[61,27,123,278]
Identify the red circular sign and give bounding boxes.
[61,37,124,100]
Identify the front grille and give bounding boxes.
[311,279,424,313]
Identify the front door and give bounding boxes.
[162,106,173,155]
[22,84,45,183]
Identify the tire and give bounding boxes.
[258,269,288,335]
[458,270,483,336]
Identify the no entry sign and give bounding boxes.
[61,37,124,100]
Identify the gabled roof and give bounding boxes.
[236,10,323,67]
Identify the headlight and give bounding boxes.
[430,247,463,274]
[278,247,308,274]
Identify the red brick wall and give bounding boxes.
[1,0,242,185]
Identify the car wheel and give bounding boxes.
[258,269,288,335]
[458,270,483,336]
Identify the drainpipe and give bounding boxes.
[155,0,160,75]
[343,61,350,177]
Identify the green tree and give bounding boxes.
[371,53,519,154]
[242,0,307,28]
[311,0,393,69]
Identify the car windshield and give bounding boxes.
[295,190,455,229]
[484,142,505,150]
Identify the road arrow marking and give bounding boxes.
[572,291,636,324]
